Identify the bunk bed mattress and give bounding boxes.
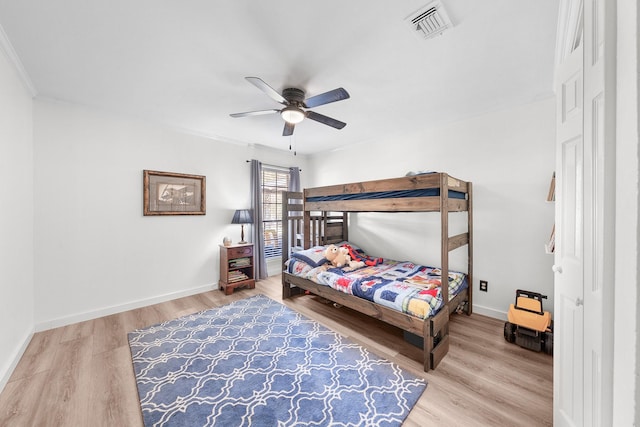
[306,188,465,202]
[286,245,467,320]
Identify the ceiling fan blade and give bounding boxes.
[245,77,288,105]
[283,122,295,136]
[303,87,350,108]
[230,109,279,118]
[306,111,346,129]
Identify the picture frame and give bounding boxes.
[143,170,206,216]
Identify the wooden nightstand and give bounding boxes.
[219,243,255,295]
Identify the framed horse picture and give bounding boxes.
[143,170,206,216]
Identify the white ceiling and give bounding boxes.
[0,0,559,155]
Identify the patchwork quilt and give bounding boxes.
[287,244,467,319]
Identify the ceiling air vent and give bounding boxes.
[406,1,453,40]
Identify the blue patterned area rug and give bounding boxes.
[128,294,427,427]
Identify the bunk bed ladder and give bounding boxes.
[282,191,303,298]
[440,174,474,316]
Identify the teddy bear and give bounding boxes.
[324,244,350,268]
[324,244,366,270]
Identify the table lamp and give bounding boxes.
[231,209,253,244]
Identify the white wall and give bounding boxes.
[307,98,556,319]
[33,99,307,329]
[0,47,34,388]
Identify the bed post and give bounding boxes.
[466,182,473,315]
[321,212,328,245]
[440,173,449,304]
[303,212,311,250]
[423,319,432,371]
[342,212,348,242]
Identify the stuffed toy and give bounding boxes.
[342,243,383,267]
[325,244,367,270]
[324,244,350,268]
[346,259,366,270]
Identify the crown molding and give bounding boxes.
[0,23,37,97]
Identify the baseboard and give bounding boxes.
[0,328,33,394]
[471,304,507,321]
[34,283,215,332]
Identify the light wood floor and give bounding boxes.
[0,276,552,426]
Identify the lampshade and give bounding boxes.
[280,106,305,124]
[231,209,253,224]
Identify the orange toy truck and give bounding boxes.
[503,289,553,355]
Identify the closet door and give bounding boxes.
[553,0,615,425]
[554,35,584,427]
[582,0,615,424]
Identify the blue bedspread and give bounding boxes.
[287,244,467,319]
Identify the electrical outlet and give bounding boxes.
[479,280,488,292]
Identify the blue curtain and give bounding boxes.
[250,160,268,279]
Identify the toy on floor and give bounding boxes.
[504,289,553,355]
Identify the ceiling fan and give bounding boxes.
[230,77,350,136]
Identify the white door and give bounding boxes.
[554,36,584,427]
[553,0,615,425]
[581,0,615,424]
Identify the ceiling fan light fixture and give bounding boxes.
[231,77,349,136]
[281,107,305,124]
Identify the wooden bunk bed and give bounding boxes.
[281,172,473,371]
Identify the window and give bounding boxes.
[261,167,290,258]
